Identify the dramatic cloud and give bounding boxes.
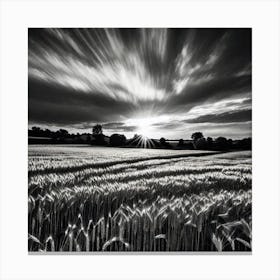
[102,122,138,132]
[185,109,252,124]
[29,28,252,139]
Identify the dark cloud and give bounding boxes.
[29,79,134,109]
[212,29,252,77]
[102,122,137,132]
[186,29,227,67]
[102,122,124,129]
[28,78,135,125]
[185,109,252,124]
[165,74,251,113]
[183,29,251,78]
[151,121,183,130]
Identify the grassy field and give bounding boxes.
[28,145,252,252]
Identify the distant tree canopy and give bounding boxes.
[57,129,69,137]
[31,126,41,132]
[30,127,69,139]
[189,132,251,151]
[28,126,93,144]
[159,137,171,148]
[195,137,207,150]
[109,134,126,146]
[178,139,184,146]
[191,132,204,141]
[160,137,166,145]
[206,137,213,144]
[28,126,251,151]
[91,124,105,145]
[235,138,252,150]
[191,132,205,149]
[206,137,213,148]
[92,124,103,135]
[215,137,228,150]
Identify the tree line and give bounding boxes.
[28,125,251,151]
[28,127,92,144]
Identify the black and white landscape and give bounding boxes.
[28,28,252,252]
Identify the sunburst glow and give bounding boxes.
[125,115,170,139]
[135,119,153,137]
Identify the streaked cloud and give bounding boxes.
[29,28,252,139]
[185,109,252,124]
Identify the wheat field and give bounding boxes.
[28,145,252,252]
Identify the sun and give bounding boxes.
[124,117,157,148]
[136,120,152,137]
[126,115,169,139]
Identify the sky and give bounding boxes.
[28,28,251,139]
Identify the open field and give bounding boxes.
[28,145,252,252]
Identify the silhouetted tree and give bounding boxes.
[159,137,171,148]
[30,126,43,137]
[191,132,204,141]
[59,129,69,137]
[215,137,229,150]
[150,138,161,148]
[206,137,213,149]
[160,137,166,146]
[92,134,105,145]
[184,141,195,150]
[45,129,52,138]
[227,138,233,149]
[238,138,252,150]
[92,124,103,135]
[195,137,207,150]
[178,139,184,146]
[91,124,105,145]
[32,126,40,132]
[110,134,126,146]
[191,132,204,149]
